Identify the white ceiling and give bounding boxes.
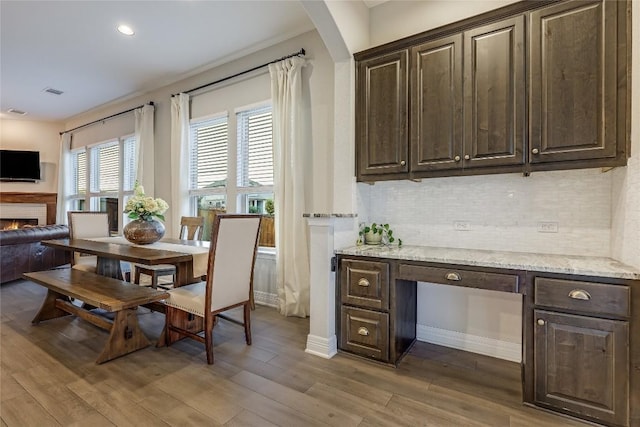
[0,0,319,122]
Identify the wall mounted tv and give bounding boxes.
[0,150,41,182]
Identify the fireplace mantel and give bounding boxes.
[0,193,57,224]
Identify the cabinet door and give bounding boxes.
[529,1,618,164]
[410,35,463,172]
[463,15,525,168]
[356,50,409,178]
[534,310,628,426]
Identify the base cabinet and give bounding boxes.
[534,310,629,426]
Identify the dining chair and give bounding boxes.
[162,214,261,364]
[67,211,110,273]
[134,216,205,288]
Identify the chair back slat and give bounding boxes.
[179,216,204,240]
[206,214,261,313]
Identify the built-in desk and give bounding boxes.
[335,245,640,427]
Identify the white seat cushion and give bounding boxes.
[164,282,206,317]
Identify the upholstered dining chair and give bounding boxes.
[134,216,205,288]
[162,214,261,364]
[67,211,110,273]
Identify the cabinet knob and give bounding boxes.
[454,155,461,162]
[357,327,370,336]
[445,272,461,281]
[568,289,591,300]
[357,278,370,287]
[532,148,540,155]
[400,160,406,166]
[537,319,545,326]
[464,154,470,160]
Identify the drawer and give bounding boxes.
[534,277,630,318]
[340,259,389,310]
[340,306,389,362]
[399,264,519,293]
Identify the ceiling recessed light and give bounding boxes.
[117,24,135,36]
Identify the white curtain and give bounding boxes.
[55,133,71,224]
[269,56,310,317]
[134,103,155,194]
[170,93,191,237]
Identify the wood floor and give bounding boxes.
[1,278,588,427]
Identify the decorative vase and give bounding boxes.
[123,219,165,245]
[364,230,382,245]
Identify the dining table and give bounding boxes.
[41,236,210,287]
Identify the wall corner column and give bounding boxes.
[305,216,338,358]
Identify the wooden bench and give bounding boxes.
[24,269,169,364]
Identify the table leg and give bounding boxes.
[96,257,123,280]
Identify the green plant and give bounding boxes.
[265,199,275,216]
[357,222,402,246]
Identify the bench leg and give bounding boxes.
[32,290,72,324]
[95,308,151,364]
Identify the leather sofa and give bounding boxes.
[0,225,71,283]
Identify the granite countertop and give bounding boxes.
[336,245,640,280]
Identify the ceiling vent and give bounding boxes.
[7,108,27,115]
[43,87,64,95]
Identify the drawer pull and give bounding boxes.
[357,278,370,287]
[537,319,545,326]
[568,289,591,301]
[357,327,370,336]
[445,272,461,281]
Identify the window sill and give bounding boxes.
[257,247,276,260]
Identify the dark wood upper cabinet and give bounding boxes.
[464,16,525,168]
[410,35,462,172]
[529,0,623,166]
[354,0,629,182]
[356,50,409,178]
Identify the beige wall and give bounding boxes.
[62,30,334,230]
[369,0,520,46]
[0,118,63,193]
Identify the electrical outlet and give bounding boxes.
[454,221,471,231]
[537,221,559,233]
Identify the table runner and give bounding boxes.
[87,236,209,278]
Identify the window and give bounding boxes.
[69,136,137,233]
[189,104,274,246]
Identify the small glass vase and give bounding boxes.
[123,219,165,245]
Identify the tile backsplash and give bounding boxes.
[358,168,612,257]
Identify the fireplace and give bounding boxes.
[0,192,57,225]
[1,218,38,230]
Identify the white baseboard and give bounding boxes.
[254,290,278,308]
[416,324,521,363]
[305,334,337,359]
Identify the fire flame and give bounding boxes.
[2,221,22,230]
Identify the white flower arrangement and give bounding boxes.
[124,182,169,222]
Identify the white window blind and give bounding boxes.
[190,116,228,190]
[90,142,119,192]
[73,150,87,194]
[123,136,137,191]
[237,106,273,188]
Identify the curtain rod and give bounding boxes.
[174,48,305,96]
[60,102,154,135]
